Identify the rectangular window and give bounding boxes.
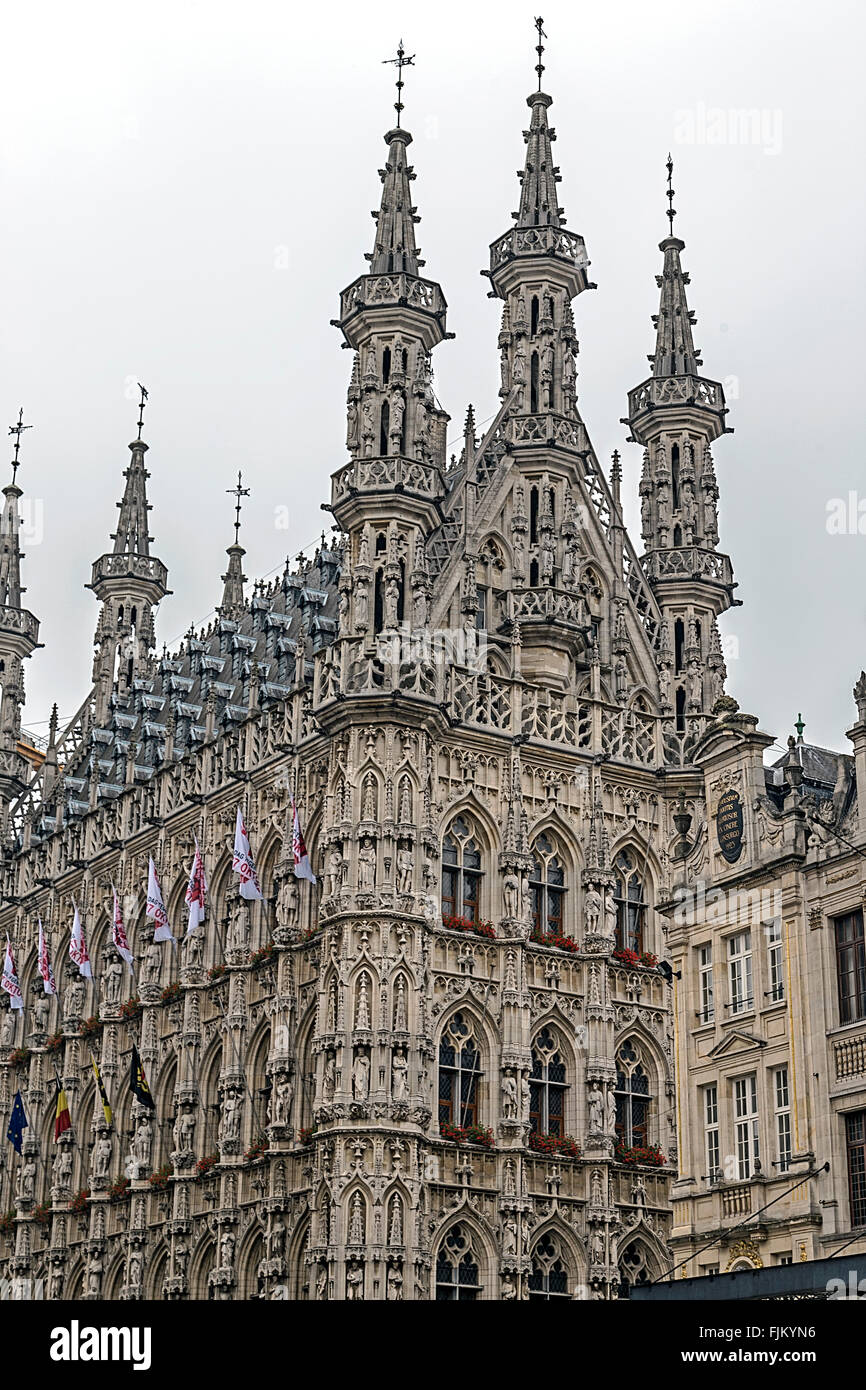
[778,1255,793,1266]
[698,944,714,1024]
[835,909,866,1025]
[766,919,785,1003]
[733,1073,759,1180]
[703,1084,720,1182]
[846,1111,866,1229]
[475,587,488,631]
[728,930,753,1015]
[774,1066,792,1173]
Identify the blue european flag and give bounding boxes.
[6,1090,28,1154]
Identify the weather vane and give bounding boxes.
[666,154,676,236]
[382,39,415,128]
[136,383,149,441]
[8,408,32,485]
[534,17,547,91]
[227,470,250,546]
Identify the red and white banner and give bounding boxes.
[38,919,57,995]
[1,937,24,1010]
[146,857,175,944]
[112,888,135,973]
[69,900,92,979]
[185,837,207,935]
[291,796,317,884]
[232,807,263,901]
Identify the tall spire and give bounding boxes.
[625,161,736,725]
[650,159,702,379]
[0,409,41,812]
[516,23,563,232]
[220,472,248,619]
[0,410,31,610]
[332,43,451,627]
[89,387,169,720]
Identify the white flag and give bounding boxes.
[1,937,24,1010]
[38,919,57,995]
[112,888,135,973]
[69,900,92,979]
[232,807,263,901]
[146,856,176,944]
[185,837,207,935]
[292,796,317,884]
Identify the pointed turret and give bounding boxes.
[625,160,736,730]
[89,388,169,722]
[219,472,248,620]
[0,411,42,814]
[331,47,451,641]
[485,28,592,436]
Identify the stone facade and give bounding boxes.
[0,61,861,1303]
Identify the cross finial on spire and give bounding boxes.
[382,38,415,129]
[8,408,32,485]
[534,16,547,91]
[666,153,676,236]
[226,471,250,546]
[136,383,149,441]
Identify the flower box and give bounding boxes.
[207,964,227,983]
[612,948,659,970]
[69,1189,90,1214]
[45,1033,64,1054]
[250,943,276,968]
[33,1202,52,1228]
[441,915,496,941]
[530,928,580,954]
[439,1122,495,1151]
[244,1136,269,1162]
[528,1132,580,1159]
[120,996,143,1021]
[0,1210,15,1237]
[195,1153,219,1182]
[615,1142,666,1168]
[297,1126,316,1147]
[148,1164,172,1191]
[80,1016,102,1039]
[108,1176,130,1203]
[160,982,182,1005]
[9,1047,31,1067]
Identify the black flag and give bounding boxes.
[129,1043,155,1110]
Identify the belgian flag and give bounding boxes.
[130,1043,155,1110]
[54,1083,72,1141]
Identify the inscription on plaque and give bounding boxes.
[716,788,744,863]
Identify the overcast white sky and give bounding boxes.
[1,0,864,757]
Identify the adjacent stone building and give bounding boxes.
[0,51,862,1302]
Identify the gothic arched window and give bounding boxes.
[528,1233,570,1299]
[441,817,482,924]
[530,834,566,937]
[435,1223,481,1301]
[617,1238,654,1296]
[438,1013,481,1129]
[613,849,645,953]
[614,1040,652,1151]
[529,1027,568,1137]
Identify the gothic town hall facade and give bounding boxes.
[1,61,865,1302]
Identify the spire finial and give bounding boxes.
[135,383,148,441]
[534,16,547,91]
[226,471,250,546]
[8,408,32,485]
[665,153,676,236]
[794,712,805,740]
[382,38,415,130]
